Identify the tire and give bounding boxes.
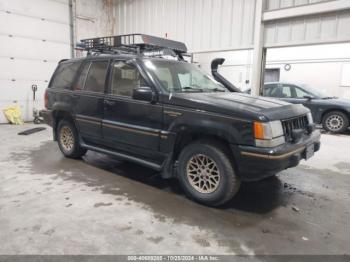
[177,140,241,206]
[57,120,87,158]
[322,111,349,133]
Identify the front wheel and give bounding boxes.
[177,140,241,206]
[322,111,349,133]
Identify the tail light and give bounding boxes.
[44,89,49,109]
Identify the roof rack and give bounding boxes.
[80,34,188,60]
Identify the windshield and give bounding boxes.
[144,60,226,93]
[299,84,330,98]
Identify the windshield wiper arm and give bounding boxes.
[182,86,204,92]
[322,96,337,99]
[212,88,226,92]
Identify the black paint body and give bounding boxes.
[41,55,321,181]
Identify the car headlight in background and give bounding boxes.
[254,121,285,147]
[307,112,313,124]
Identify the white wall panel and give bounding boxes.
[0,12,70,43]
[0,0,71,123]
[0,35,70,61]
[264,10,350,47]
[266,0,332,10]
[0,80,47,122]
[115,0,256,52]
[0,0,69,23]
[0,59,58,81]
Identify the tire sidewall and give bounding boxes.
[177,143,236,205]
[323,111,349,133]
[57,120,79,156]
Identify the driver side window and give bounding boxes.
[111,61,146,97]
[294,86,310,98]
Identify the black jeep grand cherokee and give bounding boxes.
[41,34,320,206]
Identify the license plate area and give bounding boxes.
[305,144,315,160]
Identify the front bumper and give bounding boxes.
[231,130,321,181]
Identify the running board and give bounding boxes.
[80,142,162,171]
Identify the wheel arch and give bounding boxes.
[52,110,76,141]
[166,126,239,177]
[321,108,350,122]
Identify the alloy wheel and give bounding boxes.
[186,154,220,194]
[326,115,344,132]
[59,126,74,152]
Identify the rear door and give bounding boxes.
[73,59,110,143]
[102,60,162,153]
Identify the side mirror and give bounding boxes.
[303,95,313,100]
[132,86,155,102]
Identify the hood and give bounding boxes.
[316,97,350,107]
[165,92,309,121]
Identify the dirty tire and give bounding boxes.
[177,140,240,206]
[322,111,349,133]
[57,120,87,158]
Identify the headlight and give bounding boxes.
[254,121,285,147]
[307,112,313,124]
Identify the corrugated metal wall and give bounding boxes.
[116,0,350,50]
[265,0,332,10]
[115,0,256,52]
[264,9,350,47]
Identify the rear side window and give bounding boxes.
[50,62,81,89]
[74,62,90,90]
[84,61,109,93]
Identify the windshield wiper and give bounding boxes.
[182,86,204,92]
[322,96,337,99]
[211,88,226,92]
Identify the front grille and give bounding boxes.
[281,115,309,142]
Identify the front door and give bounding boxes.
[265,83,319,118]
[102,60,163,154]
[73,60,109,143]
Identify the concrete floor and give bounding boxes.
[0,123,349,255]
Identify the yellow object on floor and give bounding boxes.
[3,105,24,125]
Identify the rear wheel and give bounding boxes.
[177,140,240,206]
[322,111,349,133]
[57,120,87,158]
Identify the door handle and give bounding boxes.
[104,100,116,106]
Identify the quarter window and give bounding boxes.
[266,84,280,97]
[84,61,109,93]
[50,62,81,89]
[111,61,146,97]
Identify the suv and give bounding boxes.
[41,34,321,206]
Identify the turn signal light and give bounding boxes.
[254,122,265,139]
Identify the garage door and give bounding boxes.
[0,0,71,123]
